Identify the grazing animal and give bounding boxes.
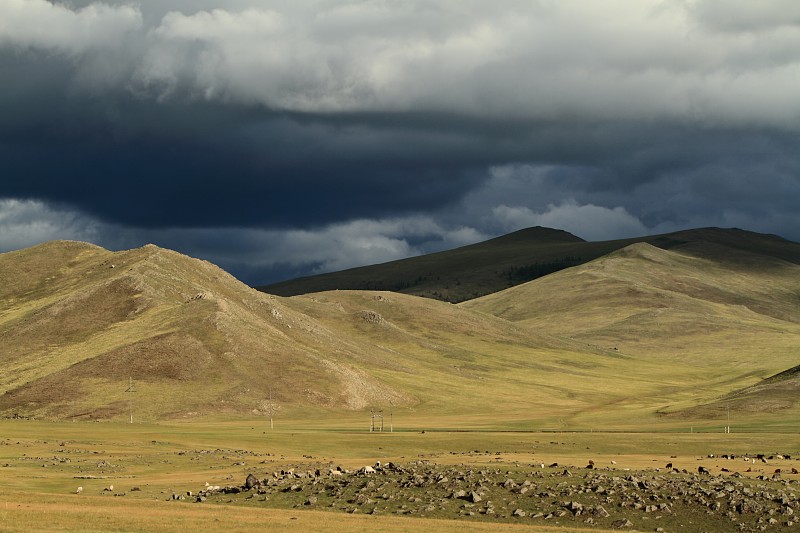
[75,487,83,494]
[666,462,673,469]
[698,466,710,474]
[792,468,798,474]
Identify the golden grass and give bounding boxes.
[0,491,597,533]
[1,418,798,531]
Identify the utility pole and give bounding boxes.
[125,377,136,424]
[260,388,280,431]
[268,388,275,430]
[369,409,384,432]
[727,404,731,434]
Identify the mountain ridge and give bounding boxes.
[258,226,800,303]
[2,227,799,427]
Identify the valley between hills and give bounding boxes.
[1,227,800,532]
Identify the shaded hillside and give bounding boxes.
[664,364,800,419]
[464,241,800,416]
[259,226,588,302]
[258,227,800,303]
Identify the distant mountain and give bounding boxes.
[258,227,800,303]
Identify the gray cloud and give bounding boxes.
[0,199,100,250]
[1,1,799,284]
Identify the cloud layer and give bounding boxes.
[1,1,799,283]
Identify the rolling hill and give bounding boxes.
[2,227,799,428]
[258,226,800,303]
[664,364,800,421]
[0,240,661,424]
[462,239,800,421]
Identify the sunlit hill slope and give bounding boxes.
[463,234,800,424]
[1,227,798,429]
[0,240,639,424]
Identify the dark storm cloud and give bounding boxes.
[1,0,799,283]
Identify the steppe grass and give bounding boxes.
[1,417,798,531]
[0,491,585,533]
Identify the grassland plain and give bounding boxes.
[0,419,799,532]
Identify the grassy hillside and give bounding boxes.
[0,241,408,420]
[0,240,660,425]
[3,233,799,429]
[463,241,800,421]
[670,364,800,419]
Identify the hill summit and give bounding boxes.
[259,226,800,302]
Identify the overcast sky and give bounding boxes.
[2,0,799,284]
